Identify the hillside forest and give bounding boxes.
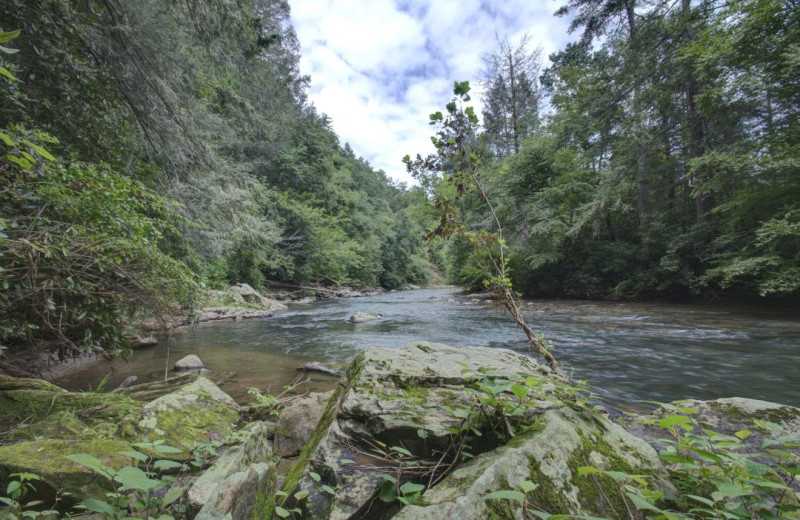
[1,0,799,361]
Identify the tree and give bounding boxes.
[405,82,565,377]
[479,35,543,157]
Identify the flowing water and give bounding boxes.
[56,287,800,412]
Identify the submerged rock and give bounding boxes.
[297,362,340,377]
[348,311,382,323]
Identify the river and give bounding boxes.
[56,287,800,413]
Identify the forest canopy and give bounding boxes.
[0,0,431,358]
[411,0,800,303]
[1,0,798,360]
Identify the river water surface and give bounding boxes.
[57,287,800,412]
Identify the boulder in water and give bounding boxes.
[348,311,382,323]
[297,362,340,377]
[174,354,205,371]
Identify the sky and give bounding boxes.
[289,0,575,185]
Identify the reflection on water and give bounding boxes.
[56,288,800,411]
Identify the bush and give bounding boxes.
[0,127,197,360]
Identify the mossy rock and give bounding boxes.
[0,374,242,510]
[395,407,669,519]
[628,397,800,457]
[0,375,138,435]
[0,438,132,506]
[136,376,240,456]
[264,343,572,520]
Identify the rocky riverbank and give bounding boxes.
[2,342,799,519]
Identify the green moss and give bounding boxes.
[484,494,517,519]
[0,378,139,435]
[139,402,238,457]
[567,430,643,517]
[415,344,434,354]
[0,438,132,502]
[708,401,800,425]
[7,410,89,441]
[525,455,572,514]
[250,352,366,520]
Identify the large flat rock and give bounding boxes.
[261,342,668,520]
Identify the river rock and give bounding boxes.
[129,334,158,349]
[0,374,241,507]
[627,397,800,455]
[394,405,666,520]
[138,376,240,452]
[297,362,340,377]
[195,462,276,520]
[348,311,382,323]
[188,421,275,518]
[274,391,335,457]
[262,342,669,520]
[175,354,205,371]
[230,283,283,310]
[196,306,286,323]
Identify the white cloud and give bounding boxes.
[289,0,575,185]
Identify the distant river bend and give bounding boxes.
[58,287,800,412]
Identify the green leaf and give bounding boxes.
[6,154,32,169]
[21,141,55,161]
[659,414,692,429]
[275,506,290,518]
[76,498,116,515]
[65,454,110,477]
[321,484,336,495]
[510,383,528,400]
[0,131,15,146]
[153,444,183,455]
[399,482,425,495]
[714,482,750,499]
[625,492,663,513]
[0,45,19,54]
[391,446,412,457]
[294,489,309,500]
[576,466,604,477]
[309,471,321,482]
[481,489,526,503]
[162,486,186,506]
[153,459,184,471]
[519,480,538,493]
[114,466,161,492]
[379,481,397,503]
[734,429,752,440]
[0,30,20,44]
[119,450,149,463]
[686,494,716,507]
[0,66,15,81]
[6,480,20,496]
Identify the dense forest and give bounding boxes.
[413,0,800,303]
[0,0,431,359]
[1,0,798,361]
